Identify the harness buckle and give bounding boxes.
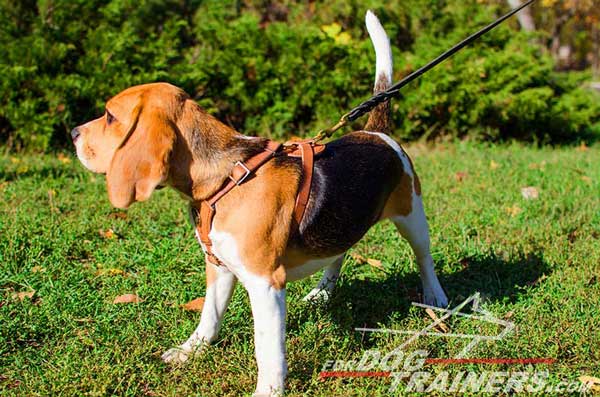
[229,161,251,185]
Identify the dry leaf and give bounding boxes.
[12,290,35,301]
[349,252,367,264]
[57,153,71,164]
[9,156,20,164]
[505,205,522,217]
[576,142,589,152]
[95,268,125,277]
[581,175,592,185]
[528,161,547,170]
[181,297,205,312]
[112,294,142,304]
[366,258,383,269]
[454,171,468,182]
[425,308,450,333]
[31,266,46,273]
[579,375,600,391]
[489,160,500,170]
[99,229,116,239]
[521,186,539,200]
[108,212,127,220]
[0,181,9,191]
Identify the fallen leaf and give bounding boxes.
[112,294,143,304]
[99,229,116,239]
[31,266,46,273]
[504,311,514,319]
[528,160,547,170]
[9,156,20,164]
[425,308,450,333]
[366,258,383,269]
[12,290,35,301]
[490,160,500,170]
[349,252,367,264]
[57,153,71,164]
[581,175,592,185]
[454,171,468,182]
[505,205,522,217]
[576,142,589,152]
[0,181,9,191]
[579,375,600,391]
[521,186,539,200]
[181,297,205,312]
[95,268,125,277]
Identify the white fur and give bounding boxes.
[162,263,236,364]
[286,254,343,282]
[302,255,344,302]
[365,132,448,307]
[73,138,93,172]
[366,10,393,85]
[208,229,287,397]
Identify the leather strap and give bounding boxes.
[293,142,314,226]
[193,139,319,266]
[196,140,281,265]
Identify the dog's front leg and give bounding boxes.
[246,276,287,397]
[162,262,237,364]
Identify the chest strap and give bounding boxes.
[194,139,318,266]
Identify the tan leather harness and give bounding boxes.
[192,139,325,266]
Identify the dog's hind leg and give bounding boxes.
[162,262,237,364]
[390,193,448,308]
[302,254,344,302]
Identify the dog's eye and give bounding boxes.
[106,111,116,125]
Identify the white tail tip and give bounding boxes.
[365,10,392,85]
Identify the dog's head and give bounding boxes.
[72,83,187,209]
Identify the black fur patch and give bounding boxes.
[287,132,404,256]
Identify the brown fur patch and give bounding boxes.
[381,172,414,218]
[364,72,391,133]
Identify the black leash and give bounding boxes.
[313,0,536,142]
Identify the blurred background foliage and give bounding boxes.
[1,0,599,151]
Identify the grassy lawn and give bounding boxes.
[1,142,599,396]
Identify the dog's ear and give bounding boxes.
[106,104,175,209]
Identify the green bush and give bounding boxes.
[0,0,599,151]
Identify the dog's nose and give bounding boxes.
[70,127,81,142]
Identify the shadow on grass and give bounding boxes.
[326,250,551,331]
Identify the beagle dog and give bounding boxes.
[72,11,448,396]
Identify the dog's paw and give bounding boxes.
[253,388,284,397]
[302,288,331,303]
[161,347,191,365]
[423,288,448,308]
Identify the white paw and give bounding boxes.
[302,288,331,303]
[253,388,284,397]
[161,347,191,365]
[423,288,449,308]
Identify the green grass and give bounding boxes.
[1,142,599,396]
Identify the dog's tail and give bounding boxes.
[364,10,392,134]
